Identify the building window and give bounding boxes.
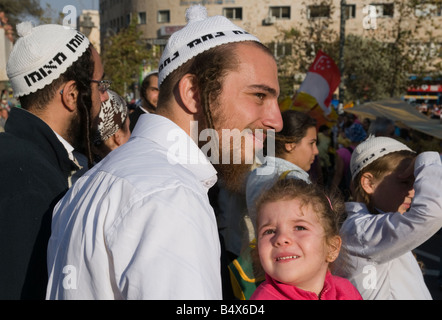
[371,3,394,17]
[344,4,356,19]
[158,10,170,23]
[138,12,146,25]
[269,6,291,19]
[415,3,442,17]
[223,7,242,20]
[267,42,292,58]
[307,5,331,19]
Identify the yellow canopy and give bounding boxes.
[345,98,442,140]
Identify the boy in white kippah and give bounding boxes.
[46,5,283,300]
[336,135,442,299]
[0,21,108,299]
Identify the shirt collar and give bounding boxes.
[133,113,218,189]
[53,131,75,161]
[139,106,150,114]
[266,271,334,300]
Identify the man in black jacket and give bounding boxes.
[129,71,158,132]
[0,22,109,299]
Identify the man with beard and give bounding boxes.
[0,22,109,299]
[46,5,282,300]
[129,70,159,132]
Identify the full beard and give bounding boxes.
[213,144,253,194]
[203,105,256,194]
[66,108,85,152]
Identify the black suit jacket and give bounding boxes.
[0,107,77,299]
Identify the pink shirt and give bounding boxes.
[250,272,362,300]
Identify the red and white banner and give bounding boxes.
[298,50,341,115]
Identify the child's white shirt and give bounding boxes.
[338,151,442,300]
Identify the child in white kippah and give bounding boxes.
[336,135,442,299]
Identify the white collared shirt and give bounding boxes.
[53,131,75,162]
[53,131,82,187]
[46,114,221,300]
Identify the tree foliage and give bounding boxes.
[276,0,441,103]
[0,0,42,28]
[101,17,158,99]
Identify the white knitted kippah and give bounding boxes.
[7,22,90,98]
[350,135,414,180]
[158,4,260,87]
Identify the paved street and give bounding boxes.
[415,231,442,300]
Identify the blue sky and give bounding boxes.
[40,0,99,16]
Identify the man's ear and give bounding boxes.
[60,80,78,112]
[177,74,200,114]
[360,172,376,195]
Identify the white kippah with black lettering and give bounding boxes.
[7,22,90,97]
[350,135,414,180]
[158,4,260,87]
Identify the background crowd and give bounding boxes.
[0,4,441,301]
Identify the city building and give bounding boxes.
[0,12,14,93]
[78,10,101,53]
[99,0,442,56]
[98,0,442,101]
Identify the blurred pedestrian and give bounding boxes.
[129,70,158,132]
[0,102,9,132]
[331,122,367,200]
[0,22,108,299]
[93,90,131,161]
[317,124,333,188]
[368,116,395,137]
[46,5,282,300]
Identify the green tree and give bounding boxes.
[102,17,158,99]
[0,0,43,28]
[343,35,392,102]
[276,0,441,103]
[273,0,339,98]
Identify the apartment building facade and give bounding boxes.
[99,0,442,52]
